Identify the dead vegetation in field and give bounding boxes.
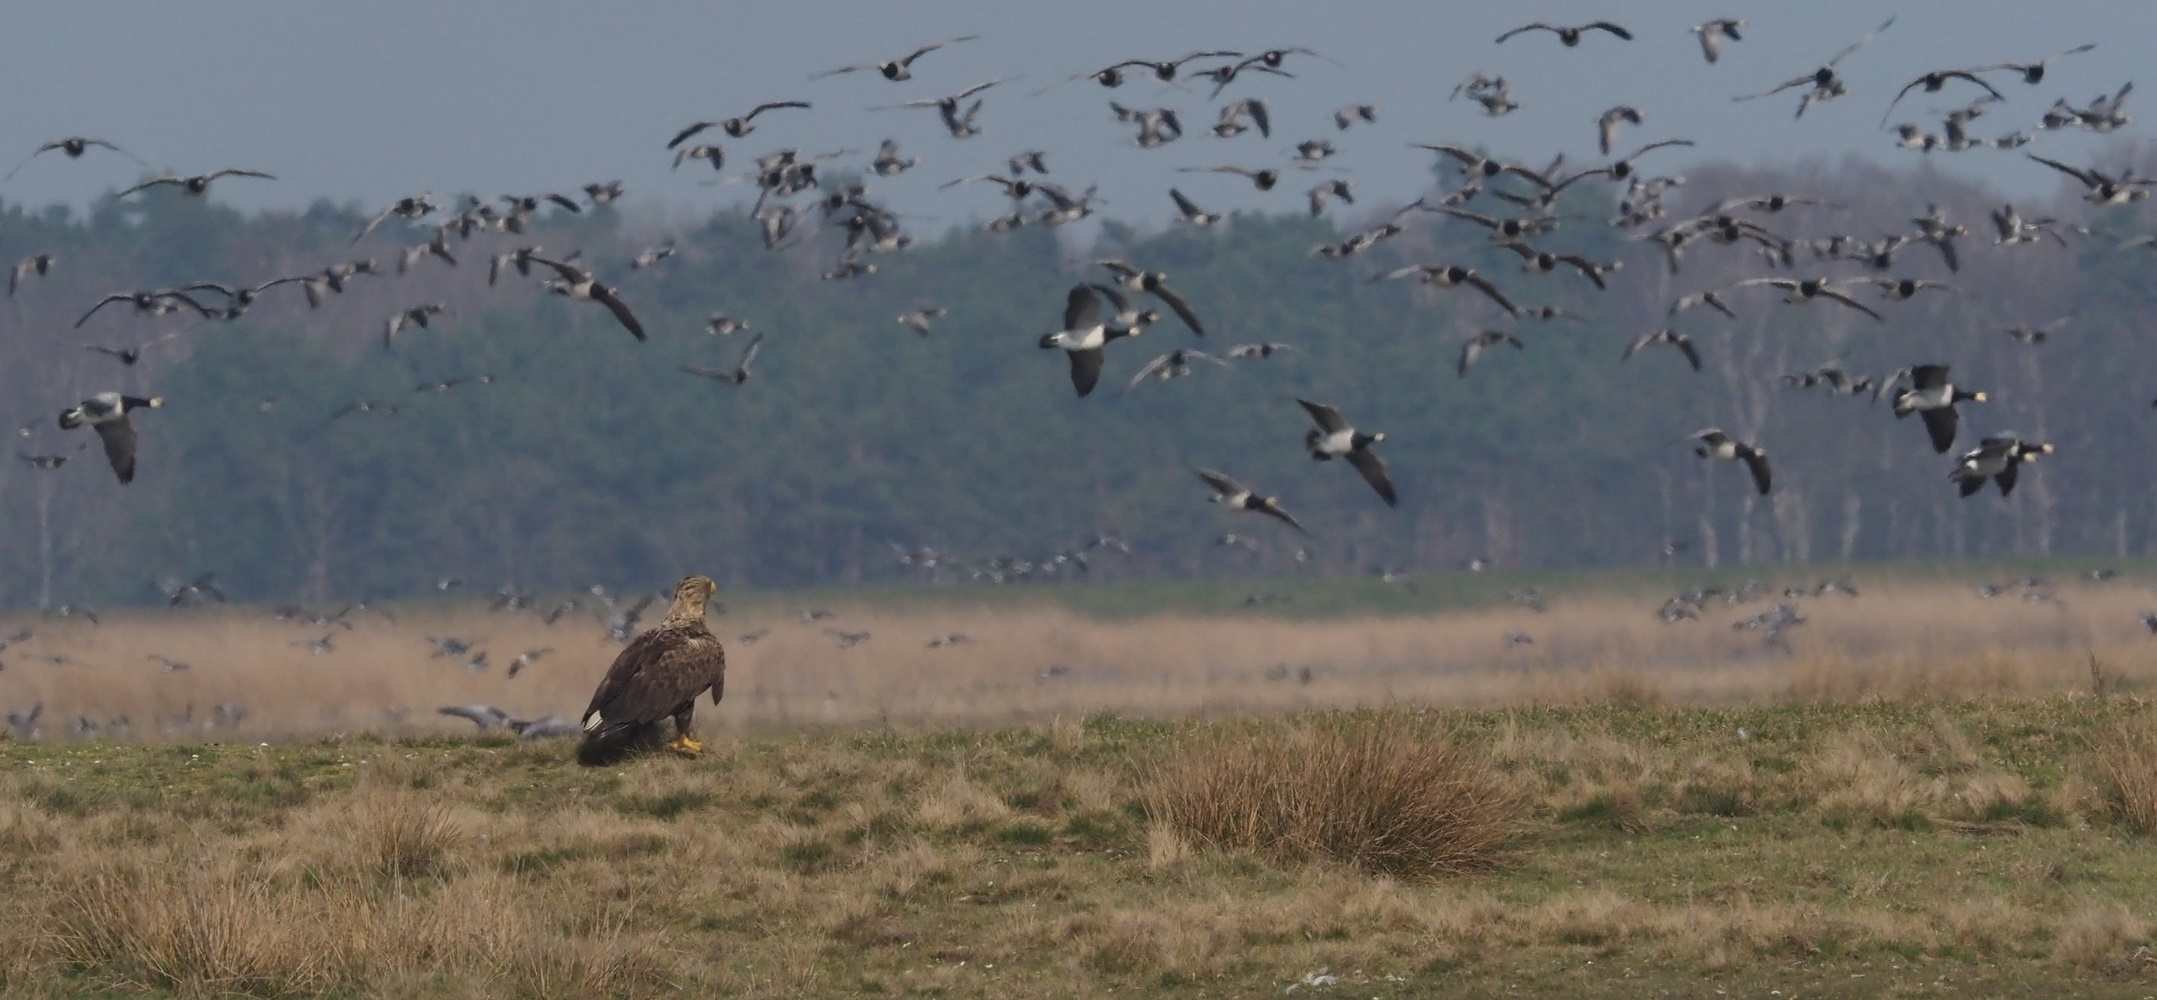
[1146,712,1522,879]
[0,701,2154,996]
[2094,714,2157,835]
[3,577,2157,743]
[31,774,676,999]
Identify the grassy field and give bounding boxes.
[4,566,2157,739]
[3,567,2157,996]
[3,700,2156,997]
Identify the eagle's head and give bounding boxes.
[666,575,719,624]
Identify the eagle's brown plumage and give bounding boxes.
[579,575,724,760]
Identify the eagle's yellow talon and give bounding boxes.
[669,735,704,755]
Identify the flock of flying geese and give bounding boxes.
[1014,16,2133,541]
[8,19,2130,511]
[0,14,2151,736]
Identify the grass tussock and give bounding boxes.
[2052,903,2156,969]
[357,786,465,881]
[1808,731,1937,831]
[42,856,676,999]
[2093,717,2157,835]
[48,864,324,997]
[1146,711,1522,879]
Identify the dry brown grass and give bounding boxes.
[4,578,2157,743]
[1148,711,1522,879]
[3,699,2156,996]
[44,857,672,1000]
[2093,716,2157,834]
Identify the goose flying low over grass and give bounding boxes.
[1690,19,1745,64]
[414,374,496,394]
[2025,154,2153,205]
[896,306,948,336]
[1055,51,1242,91]
[161,572,225,607]
[507,648,554,679]
[1779,364,1876,397]
[82,340,167,366]
[1498,242,1622,289]
[1991,204,2063,245]
[527,256,646,341]
[9,253,54,296]
[1951,435,2053,497]
[1668,289,1737,319]
[1037,284,1136,397]
[1413,143,1551,184]
[1869,277,1954,302]
[353,192,439,242]
[1096,259,1204,335]
[877,79,1006,132]
[812,36,979,81]
[1691,429,1772,495]
[1880,68,2006,126]
[629,243,677,270]
[1227,342,1293,360]
[1177,164,1283,191]
[1194,51,1311,100]
[1170,187,1228,225]
[1605,138,1694,181]
[667,101,812,148]
[1975,43,2095,85]
[1730,276,1885,321]
[1305,178,1354,216]
[1436,206,1560,242]
[1624,328,1701,372]
[1298,399,1397,507]
[19,444,85,470]
[1496,21,1633,46]
[58,392,162,484]
[871,139,918,175]
[1124,348,1228,391]
[2005,315,2073,345]
[1451,72,1520,117]
[117,168,275,198]
[6,136,147,180]
[1212,99,1271,139]
[1733,16,1894,119]
[1890,364,1986,453]
[1370,262,1519,315]
[681,333,765,386]
[329,400,400,420]
[1458,329,1524,378]
[1597,105,1643,155]
[75,288,216,328]
[438,705,512,731]
[1334,103,1380,130]
[1087,283,1159,334]
[1196,469,1308,535]
[1085,282,1165,332]
[383,303,449,350]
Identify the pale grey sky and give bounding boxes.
[0,2,2143,231]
